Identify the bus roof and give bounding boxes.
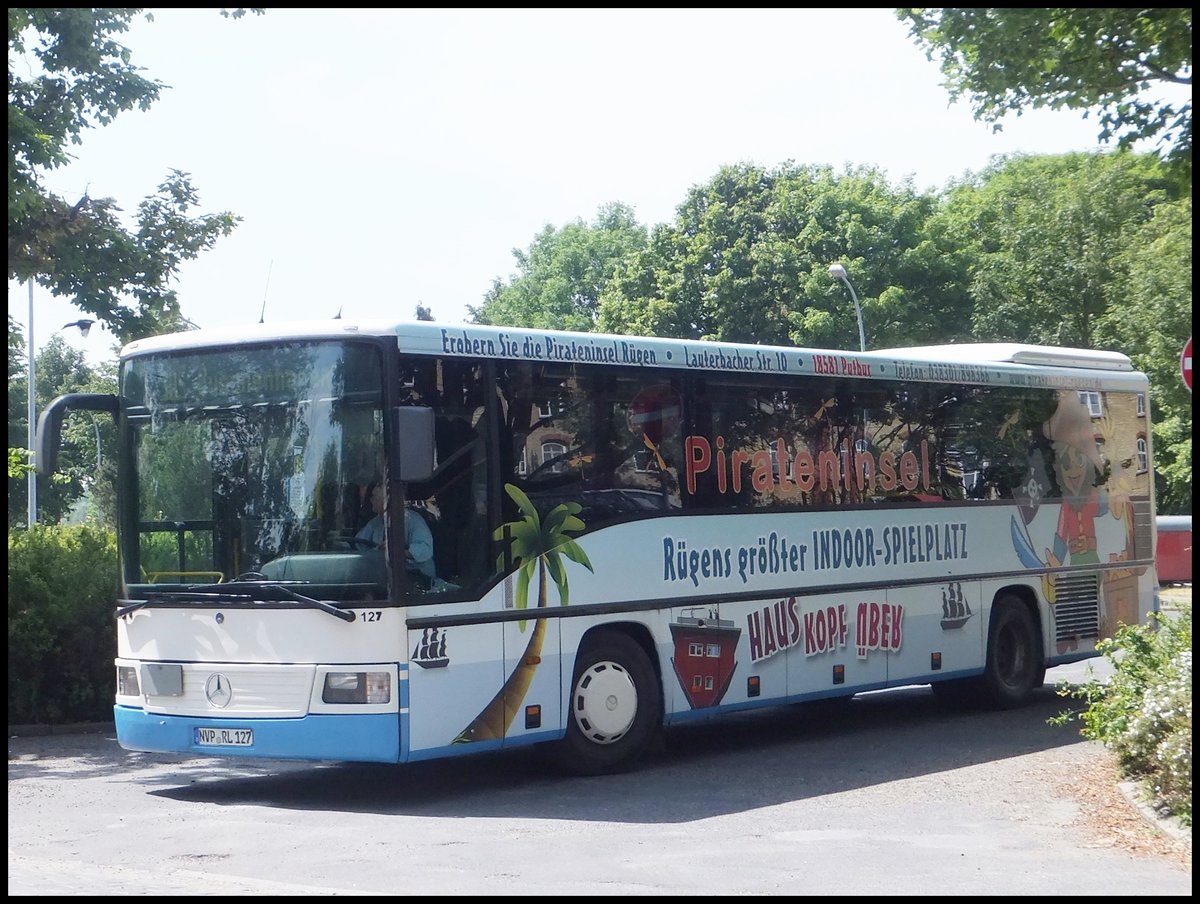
[120,319,1141,388]
[879,343,1133,371]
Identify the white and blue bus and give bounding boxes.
[38,320,1159,773]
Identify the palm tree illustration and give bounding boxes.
[453,483,593,743]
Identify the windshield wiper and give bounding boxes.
[219,580,357,622]
[118,582,356,622]
[116,598,155,617]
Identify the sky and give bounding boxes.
[9,8,1165,366]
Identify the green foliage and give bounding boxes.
[9,447,32,480]
[597,162,970,350]
[8,8,256,341]
[8,327,118,528]
[1096,198,1193,514]
[470,203,648,332]
[8,314,30,467]
[7,524,120,724]
[896,8,1193,172]
[938,151,1177,347]
[1052,604,1192,826]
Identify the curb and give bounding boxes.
[1118,780,1191,843]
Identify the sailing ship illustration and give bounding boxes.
[940,582,973,630]
[669,608,741,709]
[412,627,449,668]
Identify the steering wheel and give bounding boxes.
[233,571,268,581]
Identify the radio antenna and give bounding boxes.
[258,259,274,323]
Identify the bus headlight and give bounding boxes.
[117,665,140,697]
[322,671,391,704]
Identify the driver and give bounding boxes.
[356,481,436,581]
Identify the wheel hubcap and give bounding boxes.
[573,660,637,744]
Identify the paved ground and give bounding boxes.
[9,662,1192,895]
[9,587,1190,893]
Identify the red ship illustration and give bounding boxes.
[669,608,741,709]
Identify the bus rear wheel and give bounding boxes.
[980,595,1044,709]
[557,629,661,776]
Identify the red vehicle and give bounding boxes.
[1156,515,1192,584]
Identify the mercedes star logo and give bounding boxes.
[204,673,233,708]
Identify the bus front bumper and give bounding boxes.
[114,705,401,763]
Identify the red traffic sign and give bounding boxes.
[1183,336,1193,392]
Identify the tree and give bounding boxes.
[469,202,648,332]
[1096,198,1192,514]
[7,326,115,527]
[8,8,259,342]
[8,316,35,493]
[597,162,971,350]
[938,151,1178,348]
[896,8,1192,171]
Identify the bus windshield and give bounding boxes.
[121,341,386,600]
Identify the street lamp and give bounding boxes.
[828,263,866,353]
[25,278,96,526]
[61,318,95,337]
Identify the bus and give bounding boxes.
[37,320,1159,774]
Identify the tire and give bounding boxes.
[557,629,661,776]
[980,595,1043,709]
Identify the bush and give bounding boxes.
[7,525,119,724]
[1053,603,1192,827]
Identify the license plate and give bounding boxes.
[194,727,254,747]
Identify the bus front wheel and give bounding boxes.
[558,629,661,775]
[980,595,1044,709]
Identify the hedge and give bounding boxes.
[8,525,119,725]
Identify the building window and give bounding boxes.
[1137,393,1146,416]
[517,447,528,475]
[1077,391,1103,418]
[541,441,567,473]
[1136,435,1148,473]
[537,399,566,421]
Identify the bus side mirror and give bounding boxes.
[393,406,435,483]
[36,393,120,475]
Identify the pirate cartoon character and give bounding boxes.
[1039,392,1136,619]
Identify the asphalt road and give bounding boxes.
[7,663,1191,896]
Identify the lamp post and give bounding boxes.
[26,281,35,527]
[25,279,96,526]
[828,263,866,353]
